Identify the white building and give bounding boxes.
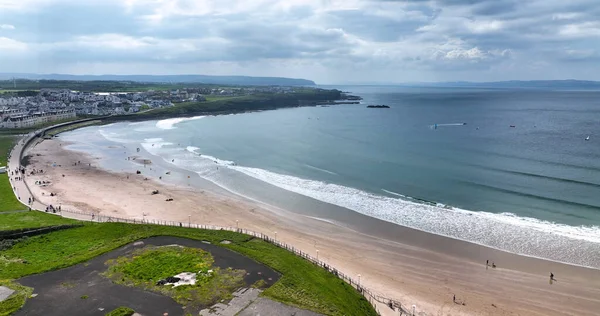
[0,109,76,129]
[0,108,28,121]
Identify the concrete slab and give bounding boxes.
[16,236,281,316]
[199,288,260,316]
[238,297,322,316]
[0,286,16,302]
[199,288,322,316]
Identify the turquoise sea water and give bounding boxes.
[63,86,600,268]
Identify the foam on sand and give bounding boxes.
[229,165,600,268]
[86,123,600,269]
[146,142,600,268]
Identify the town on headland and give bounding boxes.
[0,79,359,129]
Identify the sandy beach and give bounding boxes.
[22,138,600,316]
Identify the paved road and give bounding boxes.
[6,124,393,316]
[7,131,90,222]
[16,236,281,316]
[8,134,44,211]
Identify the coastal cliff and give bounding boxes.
[106,89,343,122]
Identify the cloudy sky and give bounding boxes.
[1,0,599,83]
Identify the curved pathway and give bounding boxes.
[7,122,100,222]
[15,236,284,316]
[4,123,403,316]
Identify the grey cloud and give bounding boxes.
[556,49,600,63]
[471,0,519,16]
[322,9,430,42]
[0,3,148,42]
[1,0,600,81]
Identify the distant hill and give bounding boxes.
[0,73,315,86]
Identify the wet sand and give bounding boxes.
[23,138,600,316]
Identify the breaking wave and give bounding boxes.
[227,165,600,268]
[156,115,205,130]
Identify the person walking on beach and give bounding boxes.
[550,272,554,280]
[486,260,489,266]
[453,295,456,303]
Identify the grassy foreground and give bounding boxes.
[104,246,246,312]
[0,114,375,316]
[0,211,77,230]
[0,223,376,316]
[0,280,32,316]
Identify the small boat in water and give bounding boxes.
[585,136,590,141]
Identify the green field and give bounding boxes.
[104,246,246,312]
[0,80,223,92]
[0,223,376,316]
[0,211,77,230]
[0,90,38,94]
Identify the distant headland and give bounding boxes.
[0,73,316,86]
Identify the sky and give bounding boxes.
[0,0,599,84]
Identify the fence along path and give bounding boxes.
[58,209,412,315]
[9,123,412,315]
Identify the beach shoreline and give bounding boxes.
[21,137,600,316]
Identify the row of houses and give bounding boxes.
[0,109,76,129]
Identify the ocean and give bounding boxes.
[61,86,600,268]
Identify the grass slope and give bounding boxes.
[0,136,25,212]
[0,136,14,166]
[0,174,23,212]
[0,211,77,230]
[0,223,376,316]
